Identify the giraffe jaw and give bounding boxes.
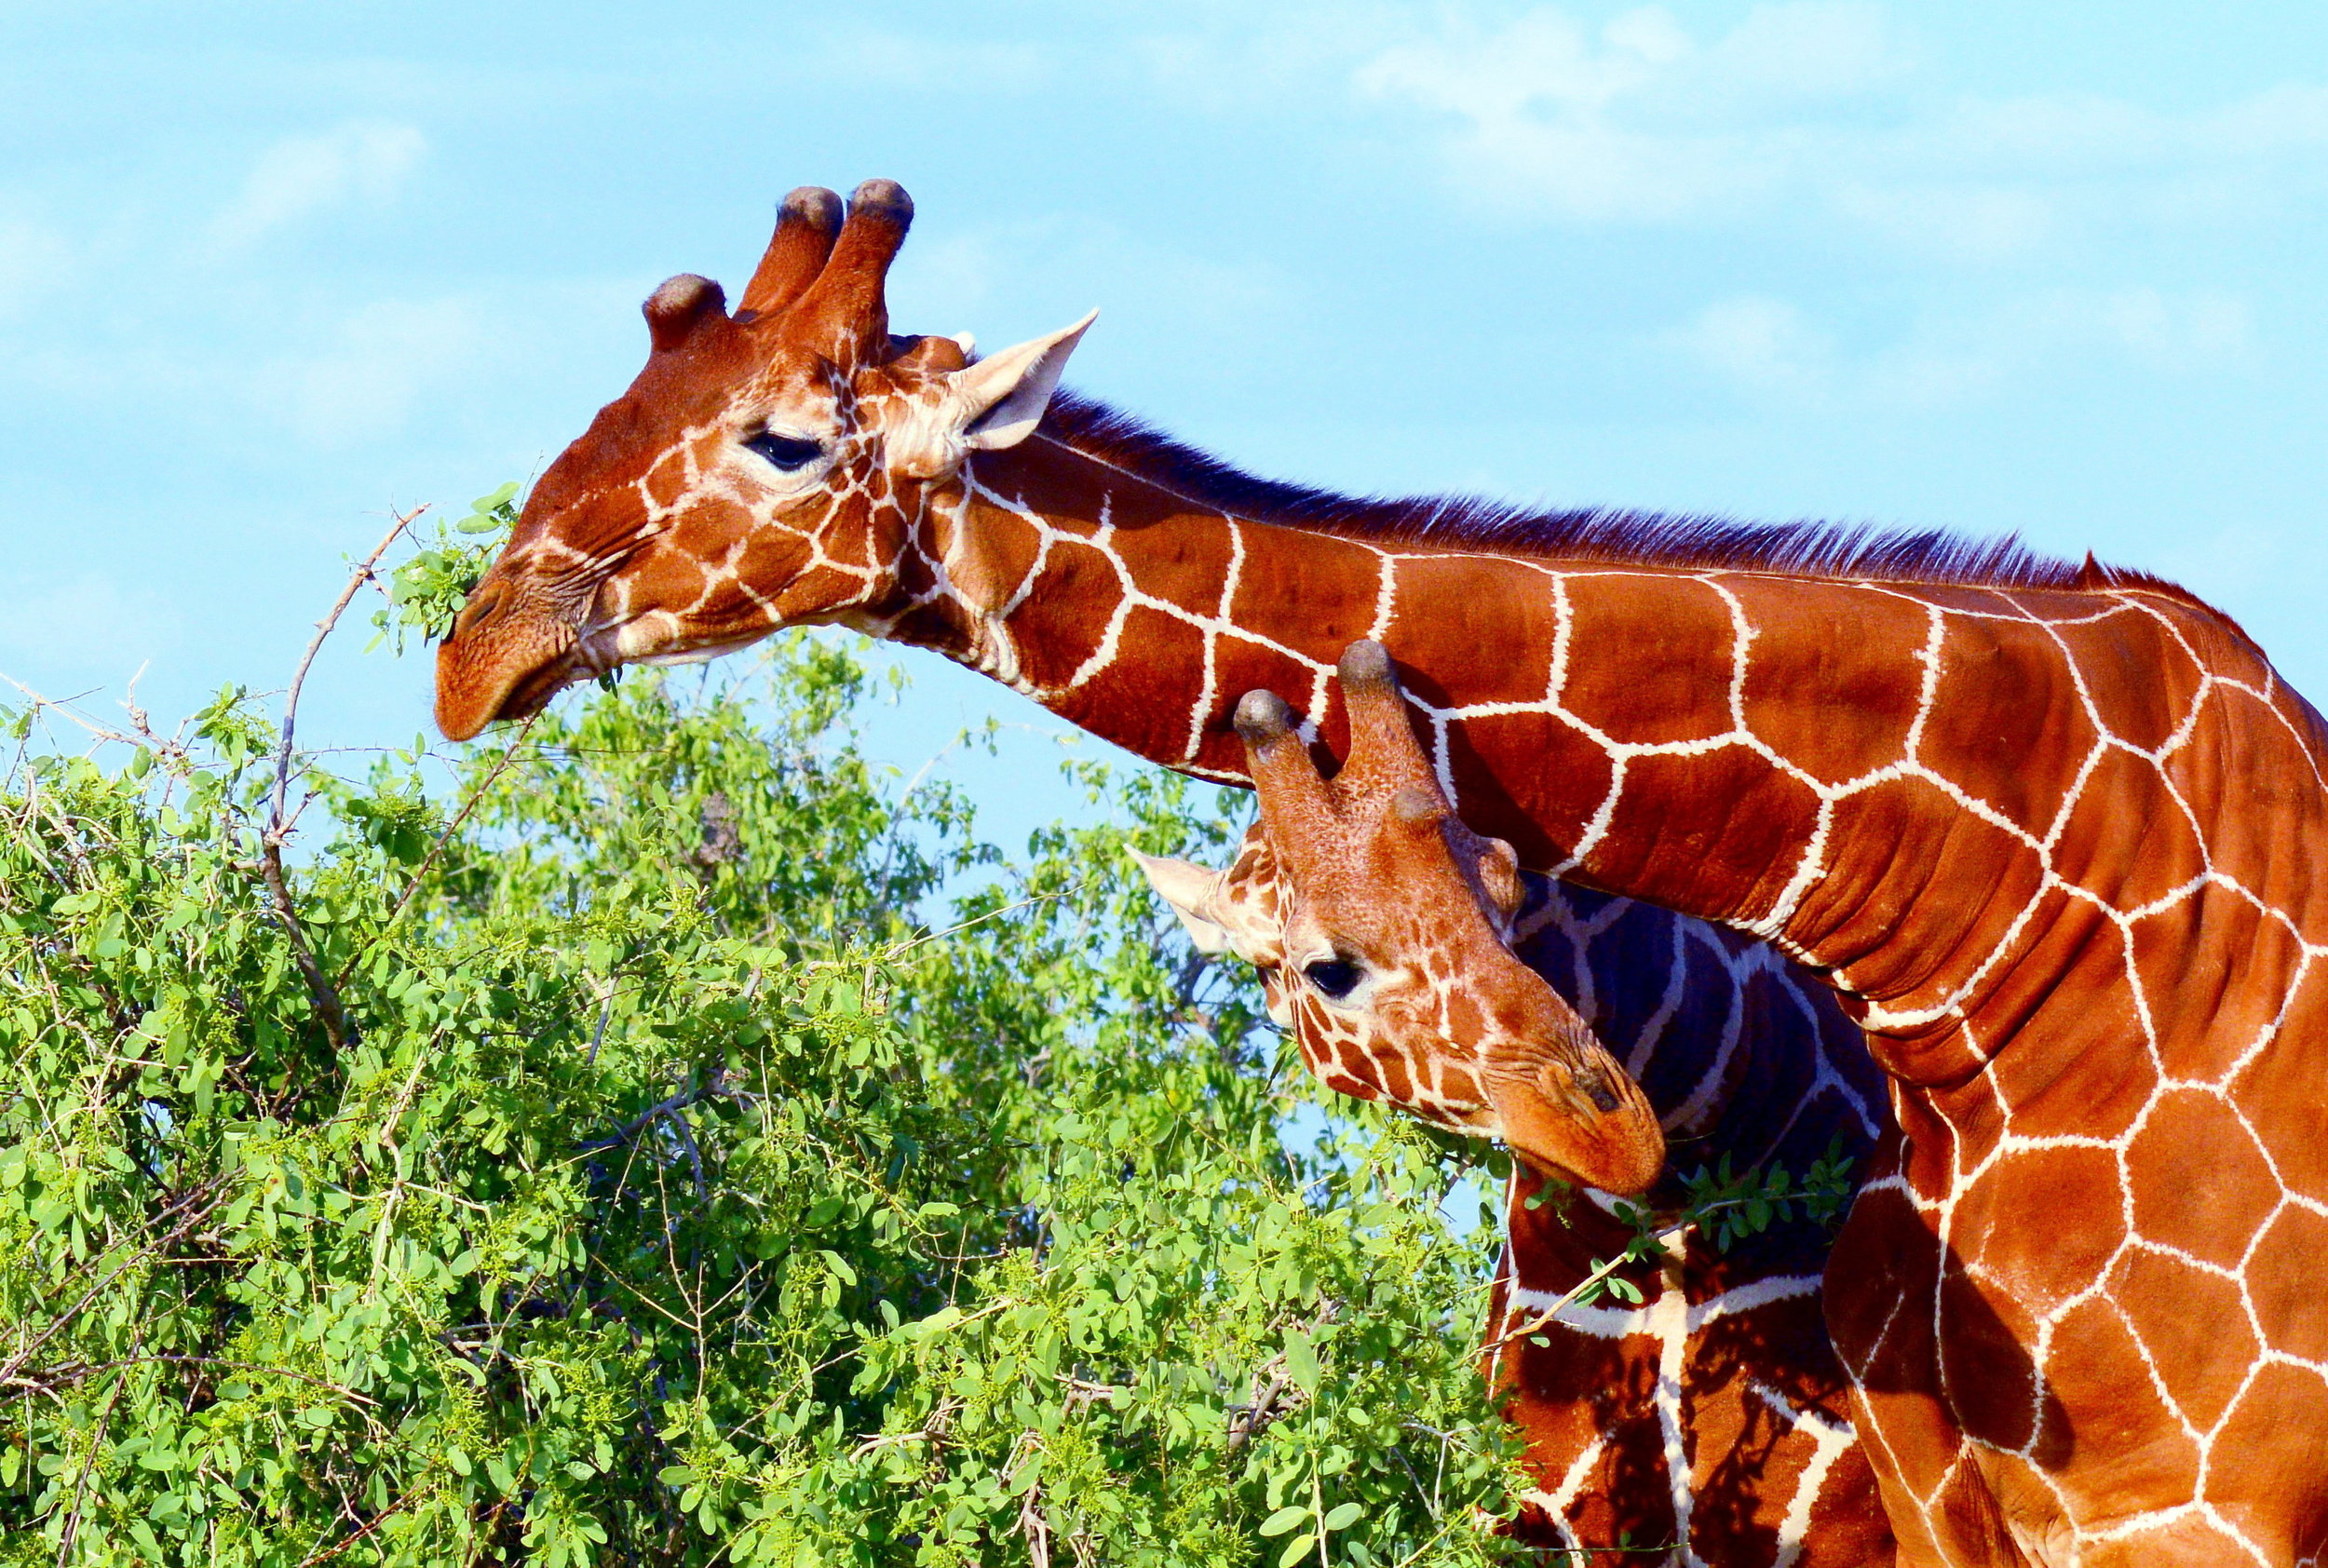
[437,606,638,739]
[439,601,790,738]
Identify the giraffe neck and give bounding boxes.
[873,436,2328,1092]
[867,432,1394,782]
[1486,880,1891,1563]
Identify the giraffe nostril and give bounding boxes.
[1573,1066,1622,1115]
[453,580,508,641]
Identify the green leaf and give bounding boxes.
[0,621,1528,1560]
[1277,1531,1317,1567]
[1258,1506,1310,1537]
[1284,1328,1320,1396]
[1321,1502,1362,1532]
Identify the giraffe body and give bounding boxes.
[436,184,2328,1560]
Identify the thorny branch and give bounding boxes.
[293,1481,426,1568]
[578,1070,745,1158]
[0,1174,231,1386]
[10,1355,381,1410]
[336,712,537,989]
[262,506,429,1051]
[1225,1297,1340,1453]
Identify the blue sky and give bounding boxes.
[5,2,2325,851]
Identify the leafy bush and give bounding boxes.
[0,520,1523,1566]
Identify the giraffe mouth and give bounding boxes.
[437,613,613,738]
[447,609,786,737]
[495,642,597,722]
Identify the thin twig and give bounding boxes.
[55,1354,129,1567]
[578,1080,726,1154]
[269,507,427,840]
[1480,1219,1688,1354]
[262,507,428,1050]
[294,1481,426,1568]
[0,1176,230,1383]
[884,882,1085,960]
[11,1355,380,1408]
[334,715,536,990]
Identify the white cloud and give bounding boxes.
[0,217,72,321]
[1867,287,2255,404]
[2091,286,2254,366]
[1663,295,1834,393]
[254,296,485,450]
[887,217,1283,347]
[801,30,1052,91]
[1131,2,1411,113]
[1356,4,1899,223]
[1670,285,2258,408]
[1707,1,1899,101]
[1830,180,2058,264]
[0,574,181,675]
[1356,5,2328,251]
[208,122,427,254]
[889,230,1006,321]
[1360,8,1680,125]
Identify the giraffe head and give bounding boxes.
[1136,642,1667,1196]
[432,179,1094,739]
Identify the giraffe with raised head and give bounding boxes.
[1134,640,1894,1565]
[436,180,2328,1560]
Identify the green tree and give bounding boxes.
[0,505,1522,1566]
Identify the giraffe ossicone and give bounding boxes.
[431,178,1098,742]
[1136,638,1896,1563]
[1152,640,1665,1196]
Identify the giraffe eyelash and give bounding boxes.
[743,430,825,471]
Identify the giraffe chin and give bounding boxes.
[439,617,789,738]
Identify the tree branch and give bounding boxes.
[261,506,427,1051]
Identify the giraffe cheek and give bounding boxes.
[1437,1066,1482,1108]
[1371,1053,1416,1104]
[644,446,690,509]
[1297,1034,1333,1076]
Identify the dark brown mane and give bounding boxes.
[1036,391,2206,605]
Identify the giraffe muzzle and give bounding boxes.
[1486,1049,1666,1196]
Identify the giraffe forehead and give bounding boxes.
[735,353,856,417]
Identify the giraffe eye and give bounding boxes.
[1303,958,1362,1001]
[743,430,824,471]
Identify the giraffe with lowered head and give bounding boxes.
[1135,640,1895,1564]
[436,180,2328,1560]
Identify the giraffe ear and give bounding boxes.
[1474,835,1525,920]
[1128,849,1238,957]
[955,310,1097,451]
